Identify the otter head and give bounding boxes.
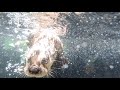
[24,47,54,78]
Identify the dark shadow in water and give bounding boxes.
[55,12,120,78]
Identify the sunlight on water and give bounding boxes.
[3,12,59,77]
[2,12,41,77]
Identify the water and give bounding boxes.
[1,12,120,78]
[0,12,38,78]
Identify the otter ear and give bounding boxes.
[54,37,63,51]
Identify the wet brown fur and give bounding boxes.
[24,29,68,78]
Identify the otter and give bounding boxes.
[24,29,69,78]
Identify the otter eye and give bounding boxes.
[41,58,48,64]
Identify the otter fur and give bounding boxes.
[24,29,68,78]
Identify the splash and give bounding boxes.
[2,12,41,77]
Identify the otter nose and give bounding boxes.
[29,65,42,74]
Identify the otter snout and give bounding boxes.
[28,65,42,74]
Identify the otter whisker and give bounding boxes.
[45,72,52,78]
[49,70,57,78]
[48,72,54,78]
[22,74,26,78]
[50,69,58,77]
[46,68,55,78]
[19,72,27,78]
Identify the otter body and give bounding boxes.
[24,29,68,78]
